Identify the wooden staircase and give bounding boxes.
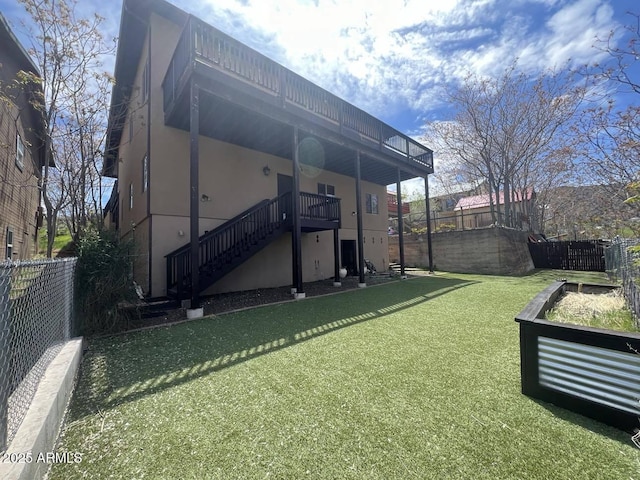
[166,192,292,300]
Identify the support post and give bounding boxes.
[424,176,434,273]
[355,151,366,287]
[188,81,202,315]
[333,228,341,287]
[0,265,10,452]
[292,127,304,298]
[396,168,406,278]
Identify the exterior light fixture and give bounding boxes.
[263,165,271,176]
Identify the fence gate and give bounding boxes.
[528,240,606,271]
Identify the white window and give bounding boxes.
[142,154,148,192]
[6,227,13,259]
[129,183,134,210]
[318,183,335,196]
[366,193,378,214]
[142,58,150,102]
[16,133,24,170]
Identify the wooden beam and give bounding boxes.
[397,168,405,278]
[355,151,365,286]
[189,81,200,308]
[424,176,434,273]
[333,228,340,286]
[292,126,304,295]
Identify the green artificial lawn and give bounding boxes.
[50,270,640,479]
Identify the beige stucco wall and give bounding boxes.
[118,12,391,297]
[146,133,389,296]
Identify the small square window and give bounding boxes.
[16,133,24,171]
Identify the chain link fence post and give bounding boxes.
[63,259,73,339]
[0,263,11,453]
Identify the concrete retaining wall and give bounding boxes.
[0,338,83,480]
[389,227,534,275]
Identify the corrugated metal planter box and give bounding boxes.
[515,281,640,432]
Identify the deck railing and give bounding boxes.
[165,191,341,297]
[162,16,433,173]
[300,192,341,223]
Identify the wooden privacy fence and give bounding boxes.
[528,240,606,272]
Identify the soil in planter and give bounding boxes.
[545,289,638,332]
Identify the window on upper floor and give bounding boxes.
[142,58,150,102]
[318,183,335,196]
[366,193,379,214]
[16,133,24,171]
[142,154,148,192]
[129,183,134,210]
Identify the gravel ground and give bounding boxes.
[121,269,431,333]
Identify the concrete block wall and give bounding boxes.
[389,227,534,275]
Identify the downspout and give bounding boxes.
[146,21,153,296]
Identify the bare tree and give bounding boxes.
[426,61,585,230]
[573,11,639,214]
[17,0,115,256]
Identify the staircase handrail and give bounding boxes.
[166,192,292,294]
[165,198,271,259]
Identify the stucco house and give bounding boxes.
[0,14,46,260]
[103,0,434,306]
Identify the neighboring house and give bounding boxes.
[428,181,488,214]
[389,182,487,234]
[103,0,433,302]
[0,14,46,260]
[454,188,536,231]
[387,191,410,217]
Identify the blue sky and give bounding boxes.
[2,0,639,194]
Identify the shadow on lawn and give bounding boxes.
[532,399,637,444]
[69,276,475,419]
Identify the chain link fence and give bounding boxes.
[0,257,76,453]
[604,237,640,329]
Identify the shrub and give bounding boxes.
[74,227,138,336]
[435,223,456,232]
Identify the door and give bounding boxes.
[341,240,357,276]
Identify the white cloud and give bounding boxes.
[185,0,624,126]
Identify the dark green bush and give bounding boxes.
[74,228,138,336]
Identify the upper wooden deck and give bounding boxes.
[161,16,434,184]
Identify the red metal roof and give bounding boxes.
[455,188,534,210]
